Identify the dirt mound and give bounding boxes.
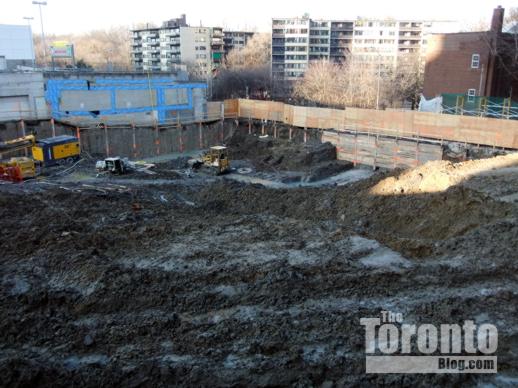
[1,152,518,387]
[370,153,518,195]
[227,130,339,172]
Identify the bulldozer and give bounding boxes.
[189,146,230,175]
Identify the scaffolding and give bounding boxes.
[442,93,518,120]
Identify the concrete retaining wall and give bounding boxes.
[0,72,49,121]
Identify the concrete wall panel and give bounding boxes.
[59,90,111,112]
[164,88,188,105]
[115,89,156,109]
[0,72,49,121]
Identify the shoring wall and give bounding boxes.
[5,98,517,167]
[78,121,233,158]
[235,99,518,149]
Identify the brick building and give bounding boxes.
[423,6,518,100]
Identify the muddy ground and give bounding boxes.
[1,132,518,387]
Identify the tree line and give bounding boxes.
[33,27,131,70]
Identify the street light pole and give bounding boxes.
[23,16,34,26]
[32,1,47,63]
[23,17,35,68]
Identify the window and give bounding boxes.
[467,88,476,102]
[471,54,480,69]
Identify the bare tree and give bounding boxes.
[33,27,132,70]
[464,19,490,32]
[294,54,423,109]
[294,57,380,109]
[212,66,271,100]
[225,33,271,69]
[383,53,424,108]
[212,33,271,99]
[478,7,518,93]
[502,7,518,73]
[185,60,211,81]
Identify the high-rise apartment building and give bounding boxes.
[272,16,459,87]
[132,15,187,72]
[131,16,252,75]
[223,31,255,55]
[177,26,224,76]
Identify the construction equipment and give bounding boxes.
[189,146,231,175]
[0,135,36,157]
[32,135,80,166]
[0,134,80,182]
[0,135,37,182]
[96,157,128,174]
[0,157,36,182]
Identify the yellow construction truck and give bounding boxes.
[31,135,80,166]
[0,134,80,182]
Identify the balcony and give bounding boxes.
[399,23,422,31]
[162,29,180,36]
[331,23,354,31]
[143,33,159,39]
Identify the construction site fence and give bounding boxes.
[6,98,518,164]
[441,94,518,120]
[232,98,518,150]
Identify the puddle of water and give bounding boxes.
[48,274,99,296]
[162,354,193,363]
[63,354,110,370]
[302,344,328,363]
[5,276,31,295]
[349,236,380,254]
[359,247,413,269]
[347,236,412,270]
[226,168,373,189]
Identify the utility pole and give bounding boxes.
[32,1,47,64]
[23,17,35,68]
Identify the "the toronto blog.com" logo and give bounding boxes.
[360,310,498,373]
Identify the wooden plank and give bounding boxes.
[223,99,239,117]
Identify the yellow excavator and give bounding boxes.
[0,135,37,181]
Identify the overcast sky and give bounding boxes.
[1,0,515,34]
